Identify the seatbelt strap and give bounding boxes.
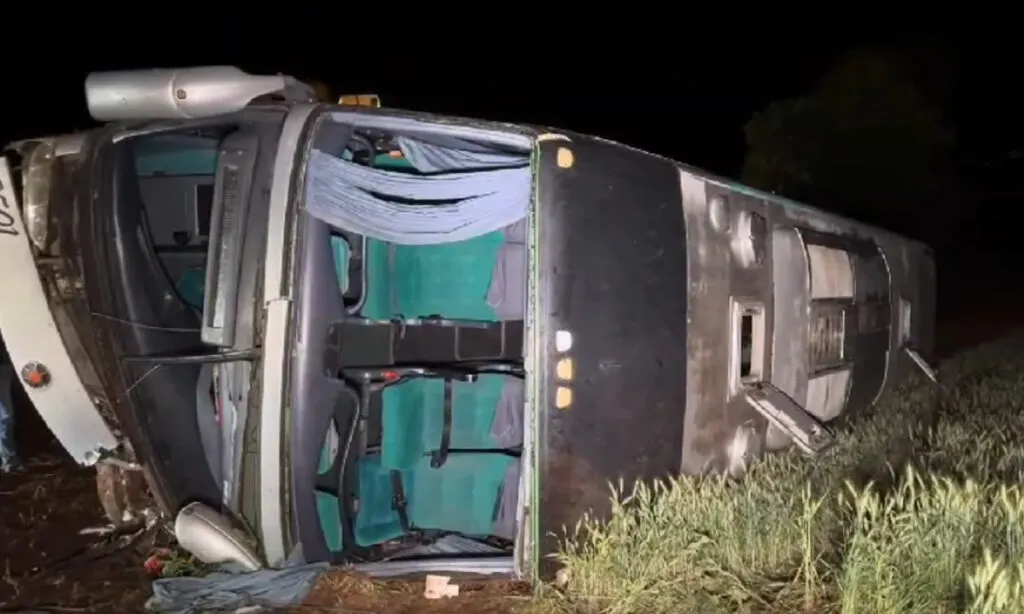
[430,379,453,469]
[389,470,411,534]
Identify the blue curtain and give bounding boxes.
[395,136,526,174]
[304,137,531,246]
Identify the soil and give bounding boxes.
[297,573,538,614]
[0,402,153,613]
[0,291,1018,614]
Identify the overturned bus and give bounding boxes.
[0,67,935,580]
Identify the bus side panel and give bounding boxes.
[877,240,936,388]
[766,197,937,404]
[681,172,937,467]
[534,137,688,578]
[915,250,936,360]
[796,228,892,417]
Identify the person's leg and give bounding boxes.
[0,365,19,473]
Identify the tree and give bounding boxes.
[741,42,957,236]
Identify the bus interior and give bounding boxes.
[130,117,534,566]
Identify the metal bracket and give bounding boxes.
[744,382,835,455]
[904,345,939,384]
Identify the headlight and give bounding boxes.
[22,139,57,253]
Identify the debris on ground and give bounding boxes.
[145,562,328,613]
[300,570,536,613]
[423,574,460,599]
[0,414,154,613]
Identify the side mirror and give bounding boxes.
[173,501,263,571]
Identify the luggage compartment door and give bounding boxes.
[800,231,891,420]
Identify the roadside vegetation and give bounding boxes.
[550,334,1024,613]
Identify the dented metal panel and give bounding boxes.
[672,165,932,471]
[679,178,774,473]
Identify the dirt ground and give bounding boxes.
[297,573,539,614]
[0,296,1018,614]
[0,405,152,613]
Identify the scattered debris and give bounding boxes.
[144,553,165,577]
[0,446,153,612]
[905,345,939,384]
[554,568,570,588]
[423,574,460,600]
[79,524,116,537]
[145,562,328,613]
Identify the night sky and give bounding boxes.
[9,42,1019,171]
[6,39,1021,273]
[8,51,840,176]
[0,45,872,172]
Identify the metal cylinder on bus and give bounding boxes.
[85,66,293,122]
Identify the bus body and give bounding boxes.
[0,67,934,581]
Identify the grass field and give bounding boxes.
[547,335,1024,614]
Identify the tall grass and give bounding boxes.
[551,335,1024,613]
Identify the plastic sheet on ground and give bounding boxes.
[145,562,329,613]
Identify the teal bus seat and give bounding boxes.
[360,233,504,321]
[361,239,390,321]
[135,140,218,316]
[325,223,519,545]
[175,267,206,311]
[134,144,218,176]
[316,441,344,552]
[335,146,509,322]
[330,235,350,293]
[379,375,507,470]
[333,232,511,474]
[353,453,515,547]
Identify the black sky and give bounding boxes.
[4,48,848,177]
[7,40,1023,222]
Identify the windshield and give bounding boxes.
[93,111,285,523]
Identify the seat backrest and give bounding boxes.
[323,318,524,374]
[173,264,207,310]
[378,374,510,470]
[330,234,366,312]
[361,233,505,322]
[353,453,516,547]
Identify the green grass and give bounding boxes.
[550,335,1024,613]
